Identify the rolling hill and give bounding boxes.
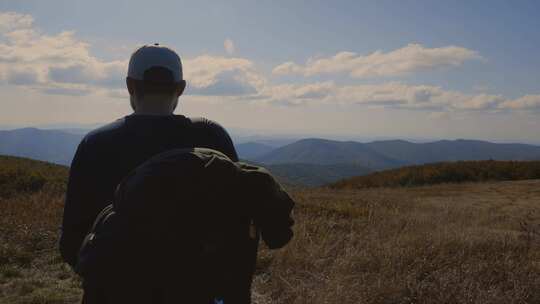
[330,160,540,189]
[256,138,540,169]
[0,155,68,198]
[265,163,372,187]
[256,138,405,169]
[236,141,275,160]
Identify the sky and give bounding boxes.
[0,0,539,143]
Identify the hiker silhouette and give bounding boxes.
[59,44,295,304]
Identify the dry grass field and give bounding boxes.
[1,157,540,303]
[254,180,540,303]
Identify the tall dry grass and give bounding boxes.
[1,158,540,303]
[0,191,81,304]
[254,180,540,303]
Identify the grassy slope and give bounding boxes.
[255,181,540,303]
[1,156,540,303]
[0,156,68,198]
[331,160,540,189]
[0,156,81,303]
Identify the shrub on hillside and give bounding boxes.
[331,160,540,189]
[0,156,68,198]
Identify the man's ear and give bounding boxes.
[130,97,137,112]
[171,99,178,112]
[175,80,186,97]
[126,77,135,95]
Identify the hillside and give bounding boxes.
[0,155,68,198]
[331,160,540,189]
[0,157,80,303]
[1,156,540,303]
[256,138,404,169]
[266,163,372,187]
[257,138,540,170]
[236,142,275,160]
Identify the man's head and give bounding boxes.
[126,44,187,115]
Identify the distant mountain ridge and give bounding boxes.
[0,128,83,165]
[2,127,540,187]
[365,139,540,165]
[265,163,372,187]
[256,138,405,169]
[255,138,540,170]
[236,142,275,160]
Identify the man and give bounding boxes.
[59,44,254,302]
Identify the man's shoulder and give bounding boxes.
[188,116,231,137]
[189,116,224,129]
[79,115,234,152]
[83,117,127,144]
[187,116,238,161]
[81,116,230,141]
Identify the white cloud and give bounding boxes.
[224,38,235,55]
[259,81,336,106]
[0,12,265,98]
[272,44,481,78]
[0,11,33,33]
[183,55,264,96]
[272,61,304,75]
[0,12,127,94]
[428,112,451,120]
[453,94,504,110]
[0,11,538,117]
[499,95,540,110]
[259,81,530,113]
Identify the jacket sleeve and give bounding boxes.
[241,164,295,249]
[59,137,98,267]
[258,188,295,249]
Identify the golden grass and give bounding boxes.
[254,180,540,303]
[1,176,540,303]
[0,192,81,304]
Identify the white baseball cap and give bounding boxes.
[127,43,183,83]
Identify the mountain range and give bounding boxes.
[0,128,82,165]
[255,138,405,169]
[254,138,540,169]
[2,127,540,186]
[235,142,275,160]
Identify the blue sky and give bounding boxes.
[0,1,539,142]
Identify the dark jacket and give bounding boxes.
[60,114,294,304]
[60,114,238,267]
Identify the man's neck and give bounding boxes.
[130,94,177,116]
[132,111,173,116]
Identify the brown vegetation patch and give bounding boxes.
[254,180,540,303]
[331,160,540,189]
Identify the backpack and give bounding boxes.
[75,147,293,303]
